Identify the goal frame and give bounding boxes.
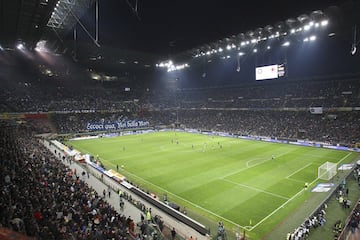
[318,161,337,180]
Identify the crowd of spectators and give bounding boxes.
[286,205,327,240]
[348,202,360,234]
[49,108,360,146]
[129,109,360,146]
[1,67,360,148]
[152,77,360,110]
[0,70,359,113]
[0,121,131,239]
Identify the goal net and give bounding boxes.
[318,162,337,180]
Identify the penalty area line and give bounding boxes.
[337,152,352,165]
[221,149,294,180]
[286,163,313,179]
[222,179,290,200]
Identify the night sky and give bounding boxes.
[75,0,345,55]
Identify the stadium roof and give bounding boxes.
[0,0,359,59]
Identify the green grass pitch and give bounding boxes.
[66,131,358,239]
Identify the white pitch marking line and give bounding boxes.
[221,149,294,179]
[286,163,313,179]
[222,179,290,200]
[337,152,352,165]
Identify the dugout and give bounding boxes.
[129,187,209,235]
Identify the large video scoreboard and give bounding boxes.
[255,64,285,80]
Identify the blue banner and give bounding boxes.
[86,120,150,131]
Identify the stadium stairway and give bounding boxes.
[44,140,210,240]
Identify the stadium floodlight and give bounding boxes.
[16,43,25,50]
[351,25,357,56]
[304,25,311,31]
[240,41,246,46]
[351,45,357,55]
[35,40,49,52]
[206,51,211,55]
[290,29,296,34]
[218,47,223,52]
[226,45,231,50]
[309,35,316,41]
[321,20,328,27]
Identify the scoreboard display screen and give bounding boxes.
[255,64,286,80]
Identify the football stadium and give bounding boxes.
[1,1,360,240]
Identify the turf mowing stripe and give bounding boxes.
[286,163,313,179]
[221,179,290,200]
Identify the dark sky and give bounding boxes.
[78,0,345,56]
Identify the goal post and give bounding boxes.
[318,161,337,180]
